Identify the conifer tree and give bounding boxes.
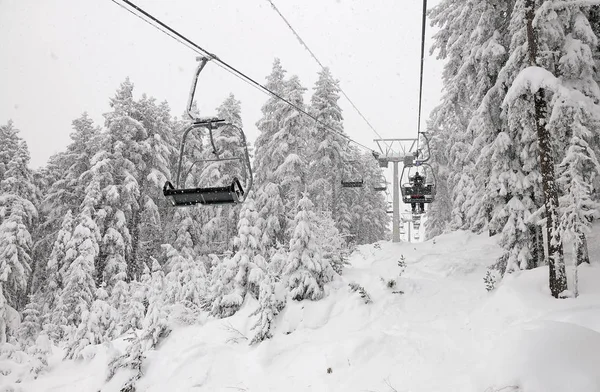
[18,299,42,345]
[210,198,265,317]
[121,279,146,333]
[254,58,288,185]
[250,273,284,345]
[254,59,290,246]
[61,207,99,328]
[0,122,37,311]
[65,284,119,360]
[142,258,169,347]
[308,67,347,213]
[45,210,74,311]
[273,75,310,218]
[129,96,174,279]
[284,193,334,301]
[427,0,511,235]
[0,195,35,309]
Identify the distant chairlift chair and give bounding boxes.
[163,57,253,207]
[341,160,364,188]
[373,174,387,192]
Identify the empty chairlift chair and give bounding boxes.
[341,160,364,188]
[163,57,253,207]
[373,174,387,192]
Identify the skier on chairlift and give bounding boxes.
[410,172,425,214]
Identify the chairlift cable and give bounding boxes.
[110,0,377,154]
[265,0,392,151]
[415,0,428,155]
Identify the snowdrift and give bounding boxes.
[9,229,600,392]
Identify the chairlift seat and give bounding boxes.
[342,180,364,188]
[374,185,387,192]
[401,184,435,203]
[163,178,244,207]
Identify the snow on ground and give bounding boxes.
[17,228,600,392]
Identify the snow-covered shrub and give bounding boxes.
[348,282,372,304]
[250,275,286,345]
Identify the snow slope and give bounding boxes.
[17,229,600,392]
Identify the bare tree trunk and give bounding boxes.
[526,0,567,298]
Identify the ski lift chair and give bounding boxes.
[163,57,253,207]
[341,179,364,188]
[373,174,387,192]
[341,159,364,188]
[400,162,436,206]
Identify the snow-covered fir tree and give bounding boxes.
[0,122,38,318]
[284,193,334,301]
[210,197,265,317]
[60,206,99,329]
[65,284,119,360]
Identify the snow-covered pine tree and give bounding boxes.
[31,115,101,304]
[427,0,511,235]
[254,181,285,251]
[89,78,139,285]
[142,258,169,348]
[0,194,35,311]
[272,75,310,230]
[210,197,265,317]
[307,67,347,213]
[250,273,285,345]
[284,193,334,301]
[44,210,74,313]
[101,210,129,313]
[197,93,247,254]
[128,95,174,280]
[121,278,146,333]
[549,6,600,267]
[335,146,362,240]
[60,206,99,329]
[18,298,41,345]
[254,58,287,186]
[0,122,38,312]
[254,59,290,246]
[65,284,119,360]
[163,242,205,319]
[313,210,347,275]
[41,113,101,236]
[350,152,389,244]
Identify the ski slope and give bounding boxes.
[17,229,600,392]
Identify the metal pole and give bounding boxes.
[393,161,400,242]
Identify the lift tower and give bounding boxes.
[373,139,419,242]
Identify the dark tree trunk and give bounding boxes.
[529,223,544,269]
[128,209,141,281]
[576,232,590,266]
[525,0,567,297]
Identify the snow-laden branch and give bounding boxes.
[503,66,600,111]
[534,0,600,26]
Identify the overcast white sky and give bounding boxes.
[1,0,443,169]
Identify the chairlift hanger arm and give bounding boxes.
[187,57,210,121]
